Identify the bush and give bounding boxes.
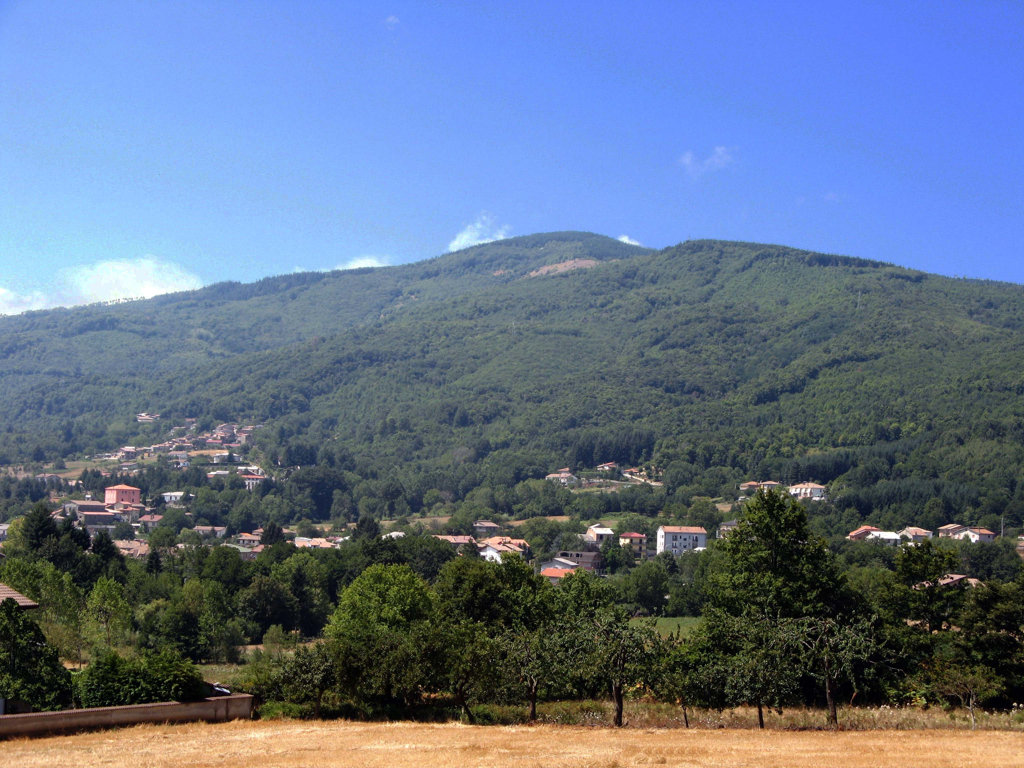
[73,649,205,707]
[467,703,528,725]
[258,700,310,720]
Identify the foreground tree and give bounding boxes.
[788,615,879,727]
[324,564,435,708]
[281,642,336,717]
[0,598,72,711]
[85,576,132,649]
[703,490,872,727]
[916,659,1003,729]
[558,571,657,726]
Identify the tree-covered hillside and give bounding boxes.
[3,233,1024,531]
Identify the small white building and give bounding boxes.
[545,468,579,486]
[584,523,615,546]
[898,526,933,542]
[959,527,996,543]
[865,530,902,546]
[788,482,827,501]
[656,525,707,555]
[240,473,266,491]
[477,536,530,562]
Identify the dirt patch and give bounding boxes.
[527,258,601,277]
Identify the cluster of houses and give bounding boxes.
[847,523,997,545]
[50,476,262,560]
[544,462,660,487]
[62,484,147,536]
[219,520,537,563]
[428,519,530,562]
[97,421,261,474]
[535,522,710,583]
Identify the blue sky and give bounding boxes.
[1,1,1022,313]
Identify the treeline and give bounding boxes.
[3,492,1024,727]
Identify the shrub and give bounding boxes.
[74,649,205,708]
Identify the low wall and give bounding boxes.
[0,693,254,739]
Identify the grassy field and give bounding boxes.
[650,616,701,637]
[2,719,1023,768]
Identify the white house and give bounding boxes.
[788,482,827,501]
[898,526,933,542]
[545,468,579,486]
[959,527,996,543]
[656,525,707,555]
[477,536,530,562]
[937,524,996,543]
[584,523,615,546]
[865,530,902,546]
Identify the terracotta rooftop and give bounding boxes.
[540,567,577,579]
[0,583,38,609]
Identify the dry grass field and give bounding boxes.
[3,719,1024,768]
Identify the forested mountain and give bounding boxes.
[3,232,1024,532]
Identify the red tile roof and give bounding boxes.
[540,567,577,579]
[0,583,38,609]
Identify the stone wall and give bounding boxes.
[0,693,254,739]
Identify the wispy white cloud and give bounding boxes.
[679,146,734,177]
[384,14,400,28]
[448,213,510,252]
[617,235,643,246]
[0,256,203,315]
[337,255,390,270]
[61,257,203,304]
[0,286,48,315]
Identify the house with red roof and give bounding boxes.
[540,566,578,584]
[847,525,881,541]
[478,536,531,562]
[618,532,647,553]
[104,484,141,507]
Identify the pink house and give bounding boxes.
[104,484,141,506]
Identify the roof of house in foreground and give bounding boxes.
[0,582,38,609]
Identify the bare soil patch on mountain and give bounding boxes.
[528,258,601,276]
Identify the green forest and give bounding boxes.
[2,233,1024,534]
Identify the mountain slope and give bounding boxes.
[3,234,1024,530]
